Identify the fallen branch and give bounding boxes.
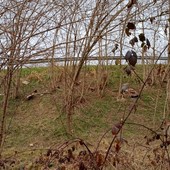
[26,90,52,100]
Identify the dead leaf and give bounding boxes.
[115,142,121,153]
[142,44,148,52]
[146,39,151,49]
[29,143,34,147]
[139,33,145,42]
[112,122,123,136]
[46,149,52,156]
[150,17,155,24]
[127,22,136,30]
[129,39,135,47]
[22,80,29,85]
[141,42,145,47]
[112,43,119,53]
[125,50,138,66]
[123,66,132,76]
[95,152,104,167]
[121,83,129,94]
[129,36,138,47]
[112,126,119,136]
[164,24,168,36]
[125,27,131,36]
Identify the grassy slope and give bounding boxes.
[0,65,168,168]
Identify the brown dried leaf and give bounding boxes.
[149,17,155,24]
[164,24,168,36]
[142,44,148,52]
[139,33,145,42]
[46,149,52,157]
[123,66,132,76]
[112,126,119,136]
[146,39,151,49]
[129,37,138,47]
[125,50,138,67]
[129,39,135,47]
[95,152,104,167]
[115,122,123,129]
[112,122,123,136]
[127,22,136,30]
[115,142,121,153]
[125,27,131,36]
[112,43,119,53]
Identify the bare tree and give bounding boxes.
[0,0,66,155]
[0,0,169,154]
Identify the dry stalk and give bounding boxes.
[64,0,126,133]
[0,66,13,157]
[101,44,169,169]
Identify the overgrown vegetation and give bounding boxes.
[0,64,169,169]
[0,0,170,169]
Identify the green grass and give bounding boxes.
[0,64,169,168]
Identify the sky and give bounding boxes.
[0,0,169,66]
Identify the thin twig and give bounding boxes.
[102,44,168,169]
[95,128,112,152]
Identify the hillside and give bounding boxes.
[0,64,169,169]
